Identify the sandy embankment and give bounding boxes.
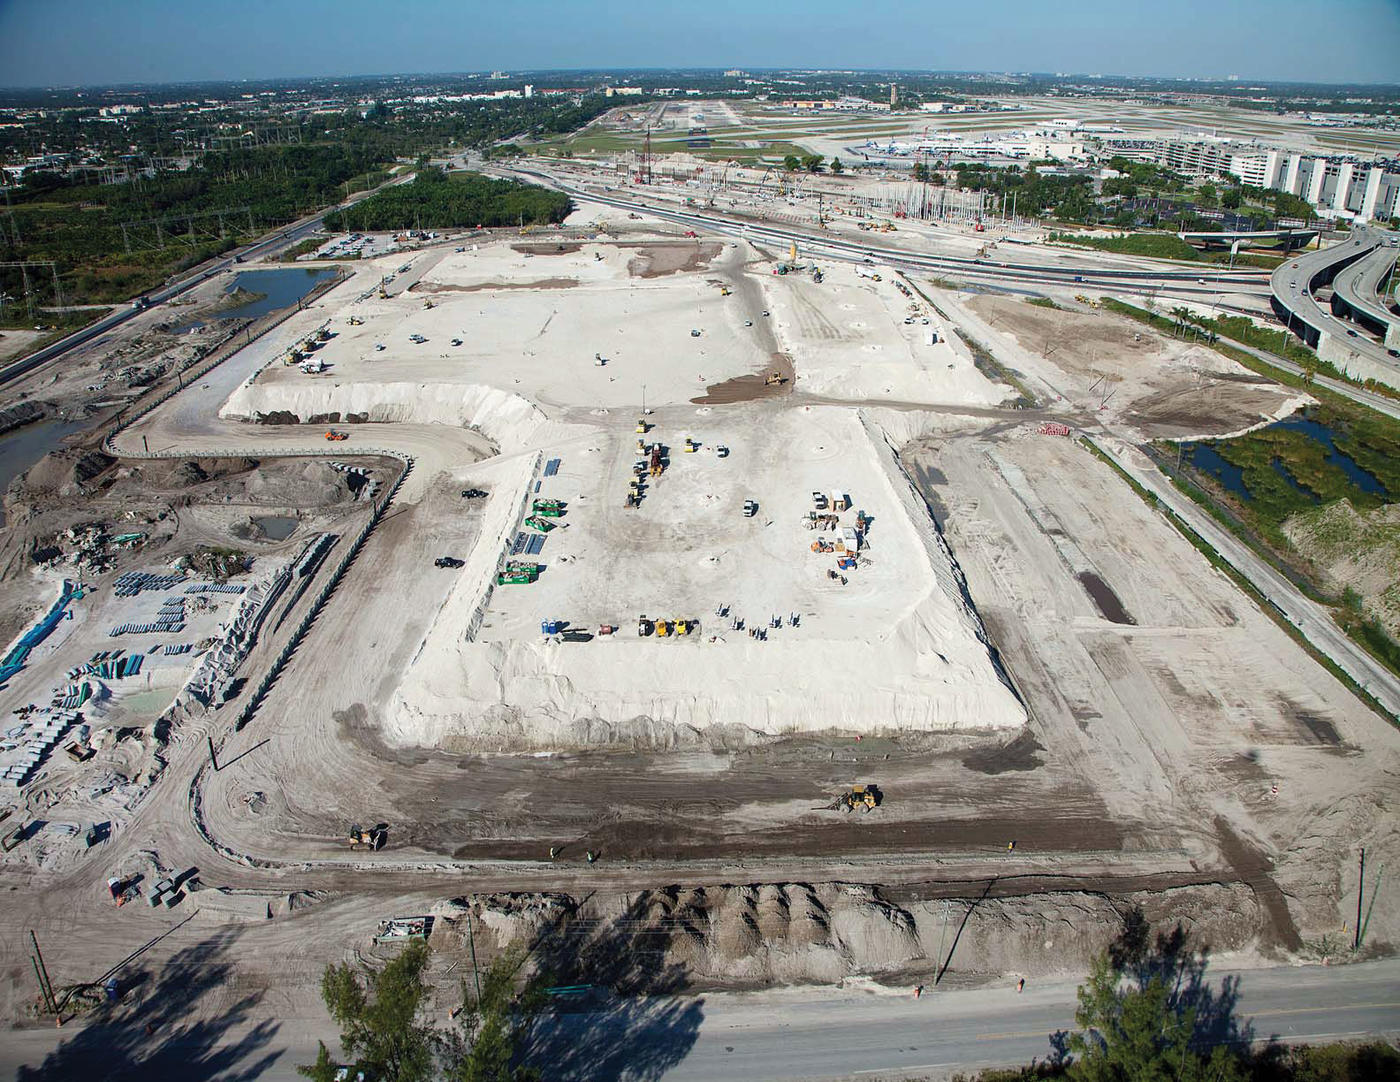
[220,381,546,449]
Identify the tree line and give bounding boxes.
[321,168,571,232]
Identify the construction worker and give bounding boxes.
[1017,978,1025,994]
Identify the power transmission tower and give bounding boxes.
[0,261,61,320]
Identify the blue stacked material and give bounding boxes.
[185,583,245,595]
[113,572,185,598]
[0,580,78,686]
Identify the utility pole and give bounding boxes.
[934,899,951,985]
[30,931,56,1014]
[1354,847,1365,952]
[31,956,55,1014]
[207,735,219,772]
[465,906,482,1005]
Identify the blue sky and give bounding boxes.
[1,0,1396,87]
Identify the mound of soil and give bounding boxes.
[245,460,357,507]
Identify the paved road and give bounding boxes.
[1094,434,1400,720]
[506,165,1271,295]
[1333,236,1400,344]
[4,959,1396,1081]
[1269,224,1399,371]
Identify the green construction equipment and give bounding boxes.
[498,559,542,585]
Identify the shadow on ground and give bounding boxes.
[17,930,281,1082]
[518,893,706,1081]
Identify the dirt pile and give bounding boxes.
[1284,498,1400,637]
[10,448,116,501]
[245,460,359,507]
[426,880,1260,991]
[625,241,721,278]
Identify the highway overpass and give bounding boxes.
[1270,224,1400,389]
[1331,235,1400,348]
[1178,226,1318,252]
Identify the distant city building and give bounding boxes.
[786,97,891,113]
[1132,135,1400,222]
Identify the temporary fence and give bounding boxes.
[234,453,414,730]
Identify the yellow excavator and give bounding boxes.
[348,824,387,850]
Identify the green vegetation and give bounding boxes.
[1102,155,1189,198]
[301,941,544,1082]
[322,169,571,232]
[1091,299,1400,680]
[1026,296,1060,310]
[2,142,394,307]
[949,162,1095,220]
[951,911,1400,1081]
[1049,231,1201,261]
[1181,405,1399,544]
[279,236,326,262]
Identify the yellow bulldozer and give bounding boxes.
[827,784,881,813]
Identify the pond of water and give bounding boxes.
[221,267,337,320]
[0,416,87,527]
[251,515,298,541]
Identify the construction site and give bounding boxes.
[0,179,1397,1076]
